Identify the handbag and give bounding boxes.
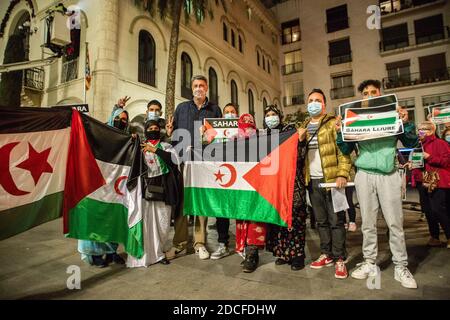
[144,175,165,201]
[422,170,440,193]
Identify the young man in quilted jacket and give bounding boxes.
[336,80,419,289]
[297,88,352,279]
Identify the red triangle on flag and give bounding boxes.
[63,110,106,233]
[345,110,359,126]
[242,133,298,228]
[204,120,218,143]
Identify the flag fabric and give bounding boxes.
[0,107,72,240]
[344,110,397,127]
[431,105,450,124]
[85,42,92,91]
[183,129,299,228]
[63,110,145,258]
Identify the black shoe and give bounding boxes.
[159,258,170,265]
[291,256,305,271]
[242,247,259,273]
[92,255,108,268]
[275,258,288,265]
[105,253,125,265]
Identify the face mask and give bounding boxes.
[193,88,206,99]
[418,130,427,138]
[147,111,160,121]
[265,115,280,129]
[224,113,237,119]
[307,101,323,117]
[445,136,450,143]
[145,130,160,141]
[113,118,127,131]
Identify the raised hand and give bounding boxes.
[165,115,174,137]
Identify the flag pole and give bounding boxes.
[83,42,87,105]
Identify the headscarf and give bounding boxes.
[144,119,161,143]
[238,113,257,138]
[107,107,129,130]
[263,104,283,130]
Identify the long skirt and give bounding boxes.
[235,221,267,253]
[127,199,172,268]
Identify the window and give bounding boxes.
[238,36,243,53]
[262,56,266,71]
[268,60,271,74]
[281,19,300,45]
[181,52,193,99]
[61,56,79,83]
[223,23,228,42]
[257,51,260,66]
[419,53,448,82]
[248,90,255,117]
[381,23,409,51]
[231,30,236,48]
[398,98,416,124]
[329,38,352,65]
[263,98,268,108]
[386,60,411,86]
[331,73,354,99]
[414,14,444,44]
[283,50,302,75]
[326,4,349,33]
[283,81,304,107]
[231,80,238,106]
[138,30,156,87]
[209,67,218,104]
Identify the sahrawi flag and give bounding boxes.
[0,107,71,240]
[183,129,299,228]
[344,109,398,128]
[63,111,145,258]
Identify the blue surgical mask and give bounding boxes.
[445,136,450,143]
[224,113,237,119]
[147,111,160,121]
[265,115,280,129]
[307,101,323,117]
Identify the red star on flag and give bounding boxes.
[17,143,53,185]
[214,170,225,183]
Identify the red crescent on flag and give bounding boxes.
[218,164,237,188]
[0,142,30,196]
[114,176,128,196]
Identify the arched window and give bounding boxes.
[231,30,236,47]
[267,60,271,74]
[257,51,260,66]
[181,52,193,99]
[13,12,31,60]
[248,89,255,117]
[263,98,268,108]
[231,80,238,106]
[138,30,156,87]
[263,56,266,70]
[209,67,218,104]
[223,23,228,42]
[238,35,243,53]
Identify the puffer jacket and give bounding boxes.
[298,114,352,186]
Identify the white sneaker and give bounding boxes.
[351,261,376,280]
[210,243,230,260]
[394,266,417,289]
[195,245,210,260]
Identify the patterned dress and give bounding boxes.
[266,128,308,262]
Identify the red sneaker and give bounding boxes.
[310,254,334,269]
[335,259,348,279]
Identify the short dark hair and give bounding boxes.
[147,99,162,110]
[223,103,238,114]
[358,80,381,93]
[191,75,208,86]
[308,88,327,104]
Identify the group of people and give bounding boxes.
[77,75,450,291]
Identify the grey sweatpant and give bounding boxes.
[354,170,408,266]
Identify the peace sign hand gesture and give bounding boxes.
[166,115,174,137]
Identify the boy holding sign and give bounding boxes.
[336,80,419,289]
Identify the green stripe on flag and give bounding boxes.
[436,112,450,118]
[66,197,144,258]
[347,116,397,127]
[0,192,63,240]
[183,187,287,227]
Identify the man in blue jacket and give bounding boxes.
[337,79,419,289]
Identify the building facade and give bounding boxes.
[0,0,282,125]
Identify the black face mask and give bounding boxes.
[113,118,128,131]
[145,130,160,140]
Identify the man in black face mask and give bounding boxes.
[108,108,129,131]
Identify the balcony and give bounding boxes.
[329,52,352,65]
[23,68,44,91]
[61,58,78,83]
[326,18,349,33]
[382,67,450,90]
[379,27,449,52]
[330,86,355,100]
[282,62,303,75]
[138,63,156,87]
[283,94,305,107]
[379,0,440,16]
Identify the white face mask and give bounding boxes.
[147,111,160,121]
[265,115,280,129]
[224,113,237,119]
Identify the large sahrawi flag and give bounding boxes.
[63,111,145,258]
[183,129,299,228]
[0,107,72,240]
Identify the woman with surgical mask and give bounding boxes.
[127,120,182,267]
[442,128,450,145]
[416,121,450,249]
[263,105,308,271]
